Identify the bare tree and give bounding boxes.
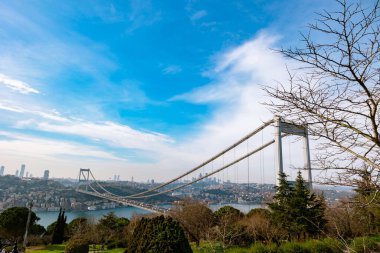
[265,0,380,187]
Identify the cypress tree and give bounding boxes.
[52,208,67,244]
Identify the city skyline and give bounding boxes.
[0,0,335,182]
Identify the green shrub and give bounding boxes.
[349,237,379,253]
[126,215,192,253]
[302,239,341,253]
[107,240,127,249]
[250,242,278,253]
[278,242,310,253]
[65,238,89,253]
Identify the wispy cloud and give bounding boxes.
[0,131,125,162]
[0,74,39,94]
[162,65,182,74]
[36,121,174,150]
[191,10,207,21]
[0,101,69,122]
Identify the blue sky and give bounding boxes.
[0,0,333,181]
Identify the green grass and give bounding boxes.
[26,244,125,253]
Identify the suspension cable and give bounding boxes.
[126,136,285,199]
[115,119,274,198]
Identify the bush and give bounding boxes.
[349,237,379,253]
[126,215,192,253]
[107,240,127,249]
[65,238,89,253]
[303,239,342,253]
[278,242,310,253]
[250,242,278,253]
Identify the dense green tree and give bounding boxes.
[0,207,39,240]
[30,224,46,236]
[214,206,244,222]
[268,172,294,239]
[269,172,326,240]
[52,208,67,244]
[292,172,327,238]
[97,212,129,246]
[126,215,192,253]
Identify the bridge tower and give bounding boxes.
[274,116,312,189]
[78,168,91,191]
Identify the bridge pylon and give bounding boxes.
[274,116,312,189]
[78,168,91,191]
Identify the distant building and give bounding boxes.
[15,170,19,177]
[0,166,4,176]
[26,172,29,178]
[43,170,50,180]
[20,164,25,178]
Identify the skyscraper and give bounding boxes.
[15,170,19,177]
[43,170,49,180]
[20,164,25,178]
[0,166,4,176]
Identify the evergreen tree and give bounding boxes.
[269,172,326,240]
[52,208,67,244]
[268,172,294,238]
[291,171,327,238]
[126,215,192,253]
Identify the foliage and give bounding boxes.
[246,208,270,218]
[250,242,278,253]
[214,206,244,222]
[277,242,310,253]
[171,201,215,246]
[65,238,89,253]
[30,224,47,236]
[52,208,67,244]
[126,215,192,253]
[269,172,326,240]
[96,212,129,246]
[0,206,39,240]
[68,217,89,237]
[211,206,250,248]
[349,237,379,253]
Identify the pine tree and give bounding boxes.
[268,172,294,238]
[269,172,327,240]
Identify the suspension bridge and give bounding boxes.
[76,116,312,214]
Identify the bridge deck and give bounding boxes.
[76,189,168,214]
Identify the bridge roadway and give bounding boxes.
[76,188,168,215]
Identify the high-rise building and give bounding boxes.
[26,172,29,178]
[43,170,50,180]
[0,166,4,176]
[20,164,25,178]
[15,170,19,177]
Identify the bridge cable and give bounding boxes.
[124,136,286,199]
[123,119,275,198]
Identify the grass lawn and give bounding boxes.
[26,245,125,253]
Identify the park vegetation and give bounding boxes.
[1,171,380,252]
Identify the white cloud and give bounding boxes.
[191,10,207,21]
[0,131,125,162]
[0,73,39,94]
[35,121,174,151]
[0,101,70,122]
[162,65,182,74]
